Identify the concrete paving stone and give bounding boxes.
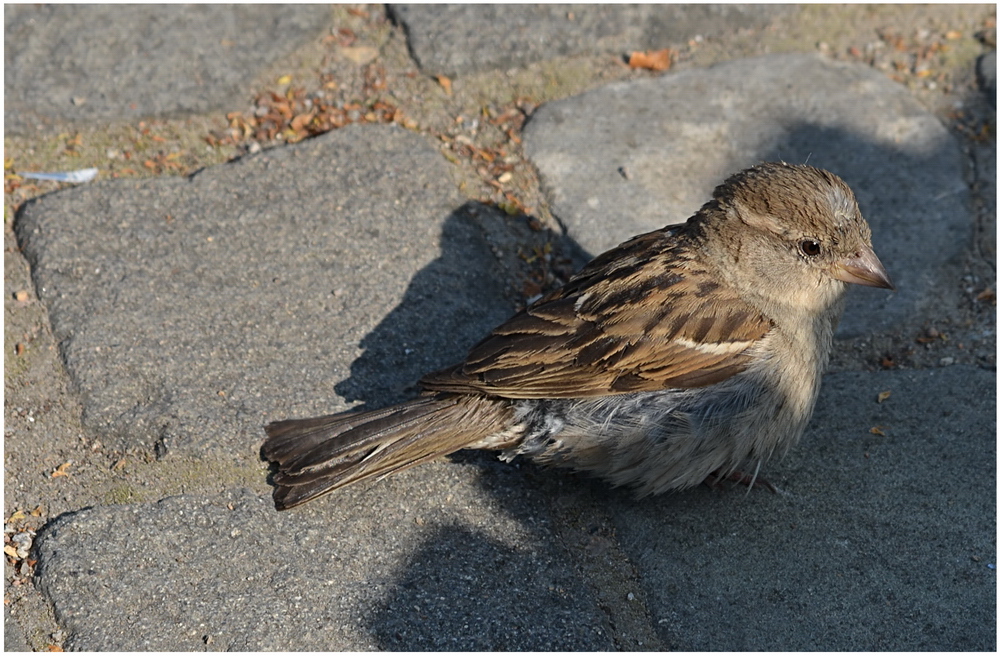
[978,51,996,107]
[389,4,791,77]
[604,364,996,651]
[973,134,996,271]
[34,461,615,651]
[15,124,515,457]
[4,5,331,133]
[3,605,31,652]
[523,52,972,338]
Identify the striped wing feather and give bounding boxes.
[421,227,772,399]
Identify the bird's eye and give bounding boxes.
[799,240,822,257]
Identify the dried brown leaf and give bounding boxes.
[436,75,453,96]
[51,462,71,478]
[341,45,379,66]
[290,112,315,132]
[629,48,673,71]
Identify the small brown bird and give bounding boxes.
[262,162,893,510]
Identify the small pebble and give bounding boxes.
[939,357,955,366]
[12,532,33,559]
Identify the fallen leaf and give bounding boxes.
[522,280,543,297]
[870,426,886,436]
[340,46,379,66]
[945,30,962,40]
[436,75,453,96]
[333,27,357,47]
[272,99,293,121]
[877,390,891,403]
[51,462,71,478]
[290,112,316,132]
[276,74,293,85]
[629,48,673,71]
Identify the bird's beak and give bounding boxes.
[832,246,895,290]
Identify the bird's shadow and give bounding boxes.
[332,200,589,409]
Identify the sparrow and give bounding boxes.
[262,162,894,510]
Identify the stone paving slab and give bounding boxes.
[389,4,791,77]
[523,52,971,338]
[15,124,515,457]
[4,5,331,133]
[3,603,29,652]
[979,51,996,108]
[35,460,613,651]
[605,365,995,651]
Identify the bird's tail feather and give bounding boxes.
[262,395,511,509]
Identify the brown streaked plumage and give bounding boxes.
[262,162,893,510]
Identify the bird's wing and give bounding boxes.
[420,227,773,399]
